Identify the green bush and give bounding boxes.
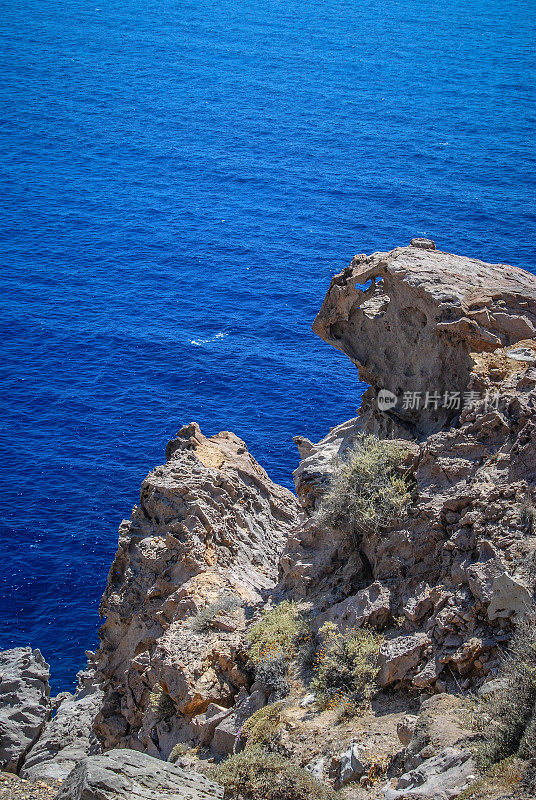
[240,701,285,751]
[312,622,382,711]
[190,592,243,633]
[321,434,411,536]
[247,601,310,665]
[472,606,536,765]
[209,745,339,800]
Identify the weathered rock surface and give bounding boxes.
[313,242,536,434]
[0,648,50,773]
[94,422,299,756]
[384,747,476,799]
[56,749,224,800]
[281,244,536,693]
[21,659,103,781]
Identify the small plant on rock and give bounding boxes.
[321,434,411,537]
[311,622,382,712]
[190,592,243,633]
[241,701,285,751]
[254,654,289,700]
[247,601,310,664]
[209,745,339,800]
[471,605,536,765]
[149,683,176,719]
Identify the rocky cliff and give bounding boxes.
[2,240,536,800]
[94,422,299,756]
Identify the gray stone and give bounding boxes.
[487,572,531,622]
[338,743,367,787]
[0,647,50,773]
[56,749,223,800]
[377,634,429,687]
[397,715,419,747]
[190,704,232,747]
[211,690,265,755]
[383,747,475,799]
[20,663,103,781]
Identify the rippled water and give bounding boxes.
[1,0,535,691]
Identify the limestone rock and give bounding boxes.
[487,572,531,622]
[313,242,536,435]
[377,634,430,687]
[319,581,392,631]
[94,423,299,754]
[211,690,265,755]
[0,647,50,773]
[20,661,103,781]
[55,749,224,800]
[189,704,232,747]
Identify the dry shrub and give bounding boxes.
[321,434,411,536]
[312,622,382,712]
[472,606,536,765]
[190,592,242,633]
[209,745,339,800]
[246,601,310,665]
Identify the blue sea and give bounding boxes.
[1,0,535,692]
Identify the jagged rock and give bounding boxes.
[338,743,367,787]
[94,423,299,754]
[211,690,265,755]
[383,747,476,799]
[319,581,392,631]
[20,660,103,781]
[313,242,536,435]
[487,572,532,622]
[397,715,419,747]
[0,647,50,774]
[55,749,224,800]
[280,244,536,692]
[189,703,232,747]
[377,634,430,687]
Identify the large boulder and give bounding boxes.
[55,749,223,800]
[0,647,50,773]
[313,241,536,435]
[377,634,430,687]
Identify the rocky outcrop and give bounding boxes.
[56,749,223,800]
[313,239,536,435]
[280,243,536,694]
[94,422,299,756]
[0,648,50,773]
[20,658,103,781]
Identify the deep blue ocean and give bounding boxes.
[1,0,535,692]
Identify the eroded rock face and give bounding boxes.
[20,659,103,781]
[94,422,299,755]
[281,245,536,693]
[0,648,50,774]
[56,749,224,800]
[313,242,536,434]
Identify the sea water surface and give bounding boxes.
[1,0,535,691]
